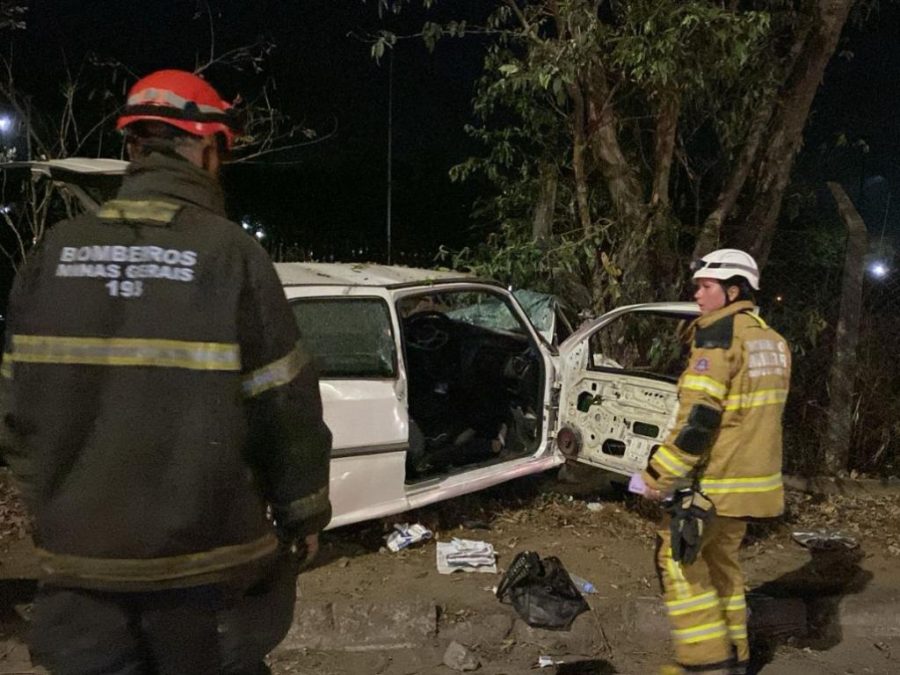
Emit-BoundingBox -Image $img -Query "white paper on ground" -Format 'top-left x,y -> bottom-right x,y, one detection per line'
385,523 -> 433,552
436,538 -> 498,574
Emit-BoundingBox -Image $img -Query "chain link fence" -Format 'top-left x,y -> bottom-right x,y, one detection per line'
763,226 -> 900,476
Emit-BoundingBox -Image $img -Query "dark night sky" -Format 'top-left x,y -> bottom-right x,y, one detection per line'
18,0 -> 491,263
7,1 -> 900,268
802,3 -> 900,238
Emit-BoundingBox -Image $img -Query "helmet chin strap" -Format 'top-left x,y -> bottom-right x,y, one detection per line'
720,282 -> 739,306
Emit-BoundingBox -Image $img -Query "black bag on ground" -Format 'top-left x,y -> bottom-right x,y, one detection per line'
495,551 -> 589,630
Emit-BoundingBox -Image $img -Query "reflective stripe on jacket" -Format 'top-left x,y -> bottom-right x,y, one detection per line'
0,152 -> 332,590
642,301 -> 790,518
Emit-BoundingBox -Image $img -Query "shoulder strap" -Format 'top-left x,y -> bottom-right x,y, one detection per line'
694,314 -> 735,349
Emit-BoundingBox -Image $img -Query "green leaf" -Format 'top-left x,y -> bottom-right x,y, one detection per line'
371,39 -> 385,62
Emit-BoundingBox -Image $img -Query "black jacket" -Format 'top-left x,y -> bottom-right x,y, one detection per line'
0,152 -> 332,590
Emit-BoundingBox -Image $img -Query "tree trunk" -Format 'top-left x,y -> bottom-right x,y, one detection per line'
823,182 -> 866,476
586,76 -> 655,304
569,83 -> 593,234
651,89 -> 680,210
532,160 -> 558,240
586,77 -> 645,219
730,0 -> 854,267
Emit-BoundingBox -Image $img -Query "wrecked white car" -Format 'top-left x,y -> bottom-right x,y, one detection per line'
277,263 -> 699,528
2,159 -> 701,529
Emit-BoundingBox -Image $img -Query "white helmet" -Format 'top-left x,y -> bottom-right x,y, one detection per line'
691,248 -> 760,290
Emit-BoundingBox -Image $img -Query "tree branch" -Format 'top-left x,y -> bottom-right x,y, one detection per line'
732,0 -> 853,266
694,11 -> 816,258
231,117 -> 340,163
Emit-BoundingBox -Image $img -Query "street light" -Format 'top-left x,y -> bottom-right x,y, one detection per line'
0,116 -> 11,134
869,261 -> 889,279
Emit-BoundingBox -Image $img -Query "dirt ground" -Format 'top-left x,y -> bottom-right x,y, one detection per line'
2,467 -> 900,674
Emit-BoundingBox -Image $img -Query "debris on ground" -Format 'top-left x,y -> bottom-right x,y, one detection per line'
785,489 -> 900,555
791,530 -> 859,551
0,471 -> 29,542
442,640 -> 480,671
495,551 -> 589,630
385,523 -> 432,552
568,572 -> 597,594
537,655 -> 565,668
437,538 -> 497,574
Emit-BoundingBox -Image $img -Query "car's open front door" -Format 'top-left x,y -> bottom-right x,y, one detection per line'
554,302 -> 699,479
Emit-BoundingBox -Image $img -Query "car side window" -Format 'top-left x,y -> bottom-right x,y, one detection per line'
291,298 -> 396,378
588,313 -> 690,379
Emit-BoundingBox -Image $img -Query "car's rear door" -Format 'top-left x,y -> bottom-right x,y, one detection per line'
284,285 -> 411,528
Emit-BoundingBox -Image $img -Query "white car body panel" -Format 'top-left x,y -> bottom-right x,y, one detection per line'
326,451 -> 410,529
319,379 -> 408,450
405,454 -> 564,511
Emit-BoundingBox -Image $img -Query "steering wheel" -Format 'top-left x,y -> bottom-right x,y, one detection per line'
405,311 -> 454,351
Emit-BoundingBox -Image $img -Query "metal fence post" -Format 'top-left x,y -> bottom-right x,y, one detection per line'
824,182 -> 868,475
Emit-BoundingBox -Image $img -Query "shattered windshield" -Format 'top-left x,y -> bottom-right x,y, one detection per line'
400,290 -> 527,335
512,289 -> 557,343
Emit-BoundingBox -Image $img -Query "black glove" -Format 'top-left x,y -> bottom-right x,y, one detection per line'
665,489 -> 716,565
272,510 -> 319,570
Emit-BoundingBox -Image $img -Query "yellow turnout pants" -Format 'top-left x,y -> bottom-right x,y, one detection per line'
656,515 -> 749,672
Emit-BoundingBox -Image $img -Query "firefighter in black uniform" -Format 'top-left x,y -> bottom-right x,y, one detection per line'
0,69 -> 332,674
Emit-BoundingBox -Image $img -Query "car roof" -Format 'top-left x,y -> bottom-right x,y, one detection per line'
3,158 -> 130,176
274,262 -> 493,289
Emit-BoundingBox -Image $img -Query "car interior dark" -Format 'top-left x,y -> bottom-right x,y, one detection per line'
398,291 -> 545,481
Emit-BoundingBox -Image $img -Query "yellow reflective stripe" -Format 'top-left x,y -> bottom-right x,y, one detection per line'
9,335 -> 240,371
663,546 -> 691,600
1,356 -> 11,380
242,342 -> 308,398
672,620 -> 728,644
723,388 -> 788,411
37,532 -> 278,585
666,591 -> 719,616
653,446 -> 692,477
728,624 -> 748,640
278,485 -> 330,524
128,88 -> 225,115
721,594 -> 747,612
97,199 -> 181,223
700,473 -> 782,495
682,375 -> 727,399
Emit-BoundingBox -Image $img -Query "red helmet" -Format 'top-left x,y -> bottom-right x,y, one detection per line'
117,69 -> 240,149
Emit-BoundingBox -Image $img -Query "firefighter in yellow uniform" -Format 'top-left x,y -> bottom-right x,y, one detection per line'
640,249 -> 791,675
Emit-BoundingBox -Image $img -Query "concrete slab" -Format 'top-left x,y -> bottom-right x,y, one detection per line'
277,599 -> 438,652
839,589 -> 900,638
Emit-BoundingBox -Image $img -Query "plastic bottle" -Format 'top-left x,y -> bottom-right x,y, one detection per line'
569,572 -> 596,594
